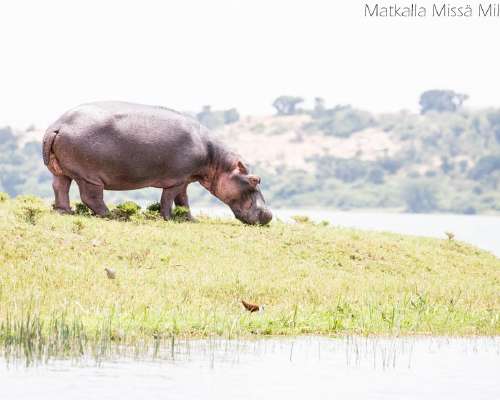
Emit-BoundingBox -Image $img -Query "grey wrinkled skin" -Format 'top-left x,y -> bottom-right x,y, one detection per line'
42,101 -> 272,225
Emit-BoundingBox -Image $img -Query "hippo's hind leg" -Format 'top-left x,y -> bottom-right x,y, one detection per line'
77,180 -> 109,217
52,175 -> 73,214
174,184 -> 194,221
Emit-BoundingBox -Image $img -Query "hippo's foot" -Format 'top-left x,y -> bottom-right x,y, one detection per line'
53,206 -> 74,215
185,213 -> 197,222
178,214 -> 197,223
161,210 -> 175,221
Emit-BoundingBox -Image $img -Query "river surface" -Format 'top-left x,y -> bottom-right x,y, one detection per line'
193,207 -> 500,257
1,337 -> 499,400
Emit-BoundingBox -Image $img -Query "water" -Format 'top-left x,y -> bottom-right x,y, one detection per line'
1,337 -> 499,399
193,207 -> 500,257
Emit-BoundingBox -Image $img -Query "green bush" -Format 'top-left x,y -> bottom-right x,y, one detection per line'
16,206 -> 44,225
142,202 -> 161,220
172,206 -> 191,222
75,202 -> 92,216
142,210 -> 161,220
15,197 -> 46,225
108,209 -> 125,221
107,201 -> 142,221
116,201 -> 141,216
0,192 -> 9,202
147,202 -> 161,212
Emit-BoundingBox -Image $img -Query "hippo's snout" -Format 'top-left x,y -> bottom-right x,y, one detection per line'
258,208 -> 273,225
233,205 -> 273,226
241,207 -> 272,226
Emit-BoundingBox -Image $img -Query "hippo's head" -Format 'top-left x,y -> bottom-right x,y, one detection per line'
216,161 -> 272,225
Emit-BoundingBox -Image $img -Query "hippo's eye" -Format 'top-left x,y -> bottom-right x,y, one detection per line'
235,174 -> 256,193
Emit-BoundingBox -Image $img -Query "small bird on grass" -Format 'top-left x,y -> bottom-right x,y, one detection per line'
241,299 -> 264,313
445,231 -> 455,241
104,267 -> 116,279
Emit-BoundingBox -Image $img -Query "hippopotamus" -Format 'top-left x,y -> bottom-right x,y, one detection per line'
42,101 -> 272,225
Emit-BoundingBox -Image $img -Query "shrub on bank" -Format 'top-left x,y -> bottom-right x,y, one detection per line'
147,202 -> 161,213
14,195 -> 47,225
172,206 -> 191,222
116,201 -> 141,216
75,202 -> 92,216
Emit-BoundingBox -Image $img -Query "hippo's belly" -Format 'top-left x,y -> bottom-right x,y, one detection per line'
51,103 -> 207,189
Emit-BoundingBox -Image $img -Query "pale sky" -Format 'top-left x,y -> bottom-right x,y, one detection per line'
1,0 -> 499,127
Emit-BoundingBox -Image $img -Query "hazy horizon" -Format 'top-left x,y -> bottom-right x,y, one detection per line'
1,0 -> 500,128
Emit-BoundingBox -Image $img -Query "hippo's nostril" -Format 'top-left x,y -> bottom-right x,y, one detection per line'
259,209 -> 273,225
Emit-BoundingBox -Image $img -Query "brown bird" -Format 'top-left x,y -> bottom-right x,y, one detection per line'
445,231 -> 455,241
104,267 -> 116,279
241,299 -> 264,313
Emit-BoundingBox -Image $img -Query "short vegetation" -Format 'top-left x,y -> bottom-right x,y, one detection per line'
0,197 -> 499,360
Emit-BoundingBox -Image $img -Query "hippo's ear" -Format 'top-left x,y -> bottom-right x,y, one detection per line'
237,160 -> 249,174
248,175 -> 261,188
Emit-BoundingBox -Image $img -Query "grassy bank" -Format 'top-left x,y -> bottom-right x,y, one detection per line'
0,195 -> 499,359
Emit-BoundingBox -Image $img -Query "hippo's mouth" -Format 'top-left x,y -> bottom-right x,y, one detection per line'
231,200 -> 272,225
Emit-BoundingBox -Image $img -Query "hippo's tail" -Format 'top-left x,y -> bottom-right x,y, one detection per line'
42,128 -> 64,175
42,129 -> 58,166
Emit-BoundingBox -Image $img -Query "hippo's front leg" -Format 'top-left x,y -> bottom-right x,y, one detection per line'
174,184 -> 195,221
160,185 -> 186,220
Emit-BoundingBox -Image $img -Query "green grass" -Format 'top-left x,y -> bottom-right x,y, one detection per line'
0,197 -> 499,360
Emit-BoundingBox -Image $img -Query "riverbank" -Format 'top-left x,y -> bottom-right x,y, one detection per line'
0,196 -> 499,358
191,206 -> 500,256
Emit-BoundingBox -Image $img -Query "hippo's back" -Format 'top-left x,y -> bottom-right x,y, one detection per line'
54,101 -> 199,137
47,102 -> 209,189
